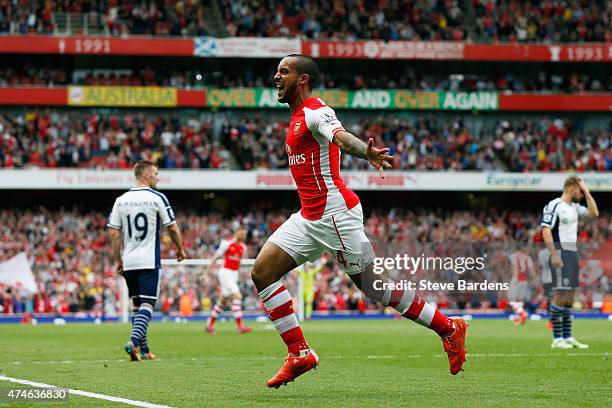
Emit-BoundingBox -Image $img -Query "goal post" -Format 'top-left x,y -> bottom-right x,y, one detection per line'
119,258 -> 304,323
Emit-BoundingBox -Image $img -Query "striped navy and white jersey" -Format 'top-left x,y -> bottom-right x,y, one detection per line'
540,197 -> 587,251
107,187 -> 176,271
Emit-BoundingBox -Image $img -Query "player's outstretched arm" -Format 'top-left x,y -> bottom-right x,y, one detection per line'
167,223 -> 186,262
332,131 -> 393,178
207,253 -> 222,274
109,228 -> 123,276
208,240 -> 229,273
578,179 -> 599,218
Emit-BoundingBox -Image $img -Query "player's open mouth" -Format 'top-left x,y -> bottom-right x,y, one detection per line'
276,84 -> 284,96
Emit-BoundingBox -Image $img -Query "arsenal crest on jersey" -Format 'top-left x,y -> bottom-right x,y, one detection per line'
294,120 -> 301,134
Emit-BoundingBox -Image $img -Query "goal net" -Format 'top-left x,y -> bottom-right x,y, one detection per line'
119,259 -> 302,323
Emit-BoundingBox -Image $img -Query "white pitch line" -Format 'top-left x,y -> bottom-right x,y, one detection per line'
0,375 -> 172,408
4,352 -> 609,366
463,352 -> 610,358
11,359 -> 127,365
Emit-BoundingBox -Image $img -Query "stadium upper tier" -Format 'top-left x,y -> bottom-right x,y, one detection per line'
0,111 -> 609,171
0,0 -> 609,42
220,0 -> 611,42
1,65 -> 610,93
0,0 -> 208,36
0,207 -> 608,314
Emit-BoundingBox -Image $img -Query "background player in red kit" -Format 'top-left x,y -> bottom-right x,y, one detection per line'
251,54 -> 468,388
508,249 -> 536,325
206,227 -> 252,334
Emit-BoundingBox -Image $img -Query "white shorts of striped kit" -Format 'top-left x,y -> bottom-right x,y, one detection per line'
217,268 -> 240,297
269,203 -> 375,275
508,279 -> 528,302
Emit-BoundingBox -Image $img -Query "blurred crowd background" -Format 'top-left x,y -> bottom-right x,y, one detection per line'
1,64 -> 611,92
1,110 -> 610,171
0,206 -> 609,317
1,0 -> 610,42
0,0 -> 610,320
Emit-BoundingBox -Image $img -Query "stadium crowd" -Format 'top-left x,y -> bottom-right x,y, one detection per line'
0,0 -> 208,36
2,64 -> 610,93
220,0 -> 612,42
474,0 -> 612,43
219,0 -> 465,40
0,206 -> 609,316
217,114 -> 611,172
0,111 -> 230,169
0,0 -> 609,42
313,70 -> 612,93
1,110 -> 610,171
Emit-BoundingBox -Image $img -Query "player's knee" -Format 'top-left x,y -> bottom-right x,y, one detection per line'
252,258 -> 277,288
251,260 -> 266,284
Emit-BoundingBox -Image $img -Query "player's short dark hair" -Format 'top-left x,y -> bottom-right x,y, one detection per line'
564,175 -> 580,191
285,54 -> 319,90
134,160 -> 157,179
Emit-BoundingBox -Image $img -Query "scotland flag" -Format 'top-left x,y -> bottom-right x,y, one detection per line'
194,37 -> 218,57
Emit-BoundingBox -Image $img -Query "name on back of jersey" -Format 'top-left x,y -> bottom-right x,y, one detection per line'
117,200 -> 157,208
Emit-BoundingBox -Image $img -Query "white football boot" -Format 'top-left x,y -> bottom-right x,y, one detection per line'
551,338 -> 573,349
563,337 -> 589,349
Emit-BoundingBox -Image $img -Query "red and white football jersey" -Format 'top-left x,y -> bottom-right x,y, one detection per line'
286,97 -> 359,220
215,239 -> 247,271
509,251 -> 533,282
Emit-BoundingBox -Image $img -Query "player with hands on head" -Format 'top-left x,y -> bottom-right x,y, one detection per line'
541,176 -> 599,349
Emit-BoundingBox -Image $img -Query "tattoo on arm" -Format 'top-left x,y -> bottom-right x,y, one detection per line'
334,132 -> 367,159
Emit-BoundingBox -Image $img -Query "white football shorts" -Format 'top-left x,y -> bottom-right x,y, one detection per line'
218,267 -> 240,297
508,278 -> 528,302
268,203 -> 375,275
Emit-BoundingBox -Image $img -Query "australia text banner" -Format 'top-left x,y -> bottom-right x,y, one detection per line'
67,86 -> 178,107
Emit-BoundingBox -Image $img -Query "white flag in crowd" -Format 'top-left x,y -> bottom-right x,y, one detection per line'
0,252 -> 37,295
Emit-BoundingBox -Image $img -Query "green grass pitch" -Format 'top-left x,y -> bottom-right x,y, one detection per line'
0,319 -> 610,407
